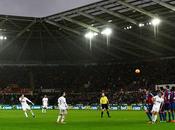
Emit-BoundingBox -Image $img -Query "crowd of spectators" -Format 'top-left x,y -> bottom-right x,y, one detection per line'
0,59 -> 175,105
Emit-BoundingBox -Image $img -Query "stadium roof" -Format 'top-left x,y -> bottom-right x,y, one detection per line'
0,0 -> 175,65
0,0 -> 101,17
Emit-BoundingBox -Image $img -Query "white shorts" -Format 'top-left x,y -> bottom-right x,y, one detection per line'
43,104 -> 48,109
59,109 -> 67,115
151,105 -> 160,113
22,104 -> 31,111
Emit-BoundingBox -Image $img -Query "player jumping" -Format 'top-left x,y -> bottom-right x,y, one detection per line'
151,91 -> 164,124
19,94 -> 35,118
42,95 -> 48,113
100,92 -> 111,118
56,92 -> 68,124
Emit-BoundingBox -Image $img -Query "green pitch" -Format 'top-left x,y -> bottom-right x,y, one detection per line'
0,110 -> 174,130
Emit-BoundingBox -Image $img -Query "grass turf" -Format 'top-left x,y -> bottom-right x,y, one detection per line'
0,110 -> 174,130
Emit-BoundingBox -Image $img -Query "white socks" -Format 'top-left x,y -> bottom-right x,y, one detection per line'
57,115 -> 61,122
24,112 -> 28,118
152,115 -> 157,122
61,115 -> 65,123
24,111 -> 35,118
42,109 -> 46,113
57,115 -> 65,123
30,111 -> 34,116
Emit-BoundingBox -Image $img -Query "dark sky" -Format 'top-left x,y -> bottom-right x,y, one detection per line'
0,0 -> 101,17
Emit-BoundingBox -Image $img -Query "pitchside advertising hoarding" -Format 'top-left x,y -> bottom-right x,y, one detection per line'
0,104 -> 144,110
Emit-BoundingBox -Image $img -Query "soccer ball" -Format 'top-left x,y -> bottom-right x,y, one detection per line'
135,69 -> 141,74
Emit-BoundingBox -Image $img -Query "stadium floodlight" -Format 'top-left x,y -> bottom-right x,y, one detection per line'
0,36 -> 3,40
101,28 -> 112,36
139,23 -> 144,27
85,31 -> 98,39
101,28 -> 112,47
85,31 -> 98,50
108,20 -> 113,23
0,35 -> 7,40
125,26 -> 132,30
151,18 -> 161,26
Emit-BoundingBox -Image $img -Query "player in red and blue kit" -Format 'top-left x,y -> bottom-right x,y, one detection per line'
144,90 -> 153,122
164,86 -> 172,122
170,87 -> 175,122
159,87 -> 166,122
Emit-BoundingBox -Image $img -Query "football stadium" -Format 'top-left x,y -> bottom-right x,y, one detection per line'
0,0 -> 175,130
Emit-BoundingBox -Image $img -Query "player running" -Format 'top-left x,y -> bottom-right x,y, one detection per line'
100,92 -> 111,118
164,86 -> 172,122
151,91 -> 164,124
19,94 -> 35,118
56,92 -> 68,124
170,87 -> 175,122
42,95 -> 48,113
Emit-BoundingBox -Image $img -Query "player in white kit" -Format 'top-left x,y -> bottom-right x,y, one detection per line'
19,94 -> 35,118
57,92 -> 68,124
42,95 -> 48,113
151,92 -> 164,123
